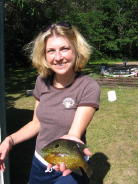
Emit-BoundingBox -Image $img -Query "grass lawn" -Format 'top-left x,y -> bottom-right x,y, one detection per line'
5,67 -> 138,184
87,87 -> 138,184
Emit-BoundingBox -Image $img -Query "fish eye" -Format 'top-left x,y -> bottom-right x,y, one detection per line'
55,144 -> 59,148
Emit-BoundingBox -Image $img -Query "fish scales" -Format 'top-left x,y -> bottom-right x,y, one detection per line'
41,139 -> 92,177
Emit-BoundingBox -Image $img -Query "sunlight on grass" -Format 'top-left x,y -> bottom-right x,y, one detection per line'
87,87 -> 138,184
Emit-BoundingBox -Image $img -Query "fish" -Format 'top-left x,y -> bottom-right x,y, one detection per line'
40,139 -> 92,177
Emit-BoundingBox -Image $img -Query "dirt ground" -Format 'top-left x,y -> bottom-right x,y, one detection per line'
117,62 -> 138,65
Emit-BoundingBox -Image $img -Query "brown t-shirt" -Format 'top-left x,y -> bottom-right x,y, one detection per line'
33,73 -> 100,154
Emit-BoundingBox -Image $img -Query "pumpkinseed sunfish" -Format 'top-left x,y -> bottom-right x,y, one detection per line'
40,139 -> 92,177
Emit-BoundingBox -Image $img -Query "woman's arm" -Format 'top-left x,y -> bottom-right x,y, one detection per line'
9,100 -> 40,145
0,100 -> 40,171
53,106 -> 96,176
68,106 -> 96,139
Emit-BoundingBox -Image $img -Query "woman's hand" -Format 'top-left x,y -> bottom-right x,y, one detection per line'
0,136 -> 13,171
47,135 -> 92,176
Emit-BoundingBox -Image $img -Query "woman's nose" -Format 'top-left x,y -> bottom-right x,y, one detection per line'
54,51 -> 63,61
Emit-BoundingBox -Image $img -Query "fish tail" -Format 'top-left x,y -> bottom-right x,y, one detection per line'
82,162 -> 93,178
86,166 -> 93,178
80,168 -> 90,183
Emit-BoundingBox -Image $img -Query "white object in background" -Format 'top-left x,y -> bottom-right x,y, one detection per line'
0,128 -> 4,184
108,90 -> 117,102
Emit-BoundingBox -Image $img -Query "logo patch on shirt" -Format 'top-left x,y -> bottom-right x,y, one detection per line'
63,97 -> 75,108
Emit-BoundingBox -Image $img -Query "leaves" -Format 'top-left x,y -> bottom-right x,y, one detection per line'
5,0 -> 138,66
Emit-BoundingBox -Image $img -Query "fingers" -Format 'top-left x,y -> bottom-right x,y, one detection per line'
60,135 -> 84,144
0,151 -> 6,171
62,169 -> 72,176
53,164 -> 60,171
83,148 -> 92,156
53,163 -> 65,172
0,150 -> 7,160
0,161 -> 6,172
45,163 -> 53,172
59,163 -> 66,172
0,137 -> 12,161
0,162 -> 6,171
53,163 -> 72,176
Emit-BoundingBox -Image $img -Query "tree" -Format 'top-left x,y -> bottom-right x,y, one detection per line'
5,0 -> 138,67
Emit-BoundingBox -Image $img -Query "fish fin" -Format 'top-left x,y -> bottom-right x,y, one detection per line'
81,162 -> 93,178
76,142 -> 86,152
73,168 -> 83,176
79,167 -> 90,182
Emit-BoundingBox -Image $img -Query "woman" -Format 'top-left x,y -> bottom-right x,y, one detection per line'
0,22 -> 100,184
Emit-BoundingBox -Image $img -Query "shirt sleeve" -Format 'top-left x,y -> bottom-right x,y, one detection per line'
78,79 -> 101,110
32,75 -> 42,101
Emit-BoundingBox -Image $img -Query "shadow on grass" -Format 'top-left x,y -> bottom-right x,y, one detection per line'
6,96 -> 36,184
83,63 -> 102,75
89,152 -> 110,184
6,67 -> 37,94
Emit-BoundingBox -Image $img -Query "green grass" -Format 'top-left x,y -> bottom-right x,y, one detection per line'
87,87 -> 138,184
6,67 -> 138,184
90,58 -> 124,65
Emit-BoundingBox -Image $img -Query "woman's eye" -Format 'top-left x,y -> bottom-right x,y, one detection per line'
47,49 -> 54,53
62,47 -> 69,51
55,144 -> 59,148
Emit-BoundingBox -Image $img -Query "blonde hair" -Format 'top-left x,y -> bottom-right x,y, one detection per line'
30,23 -> 92,77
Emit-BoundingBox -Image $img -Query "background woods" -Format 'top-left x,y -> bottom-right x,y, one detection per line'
5,0 -> 138,67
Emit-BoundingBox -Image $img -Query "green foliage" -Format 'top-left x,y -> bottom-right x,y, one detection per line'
5,0 -> 138,66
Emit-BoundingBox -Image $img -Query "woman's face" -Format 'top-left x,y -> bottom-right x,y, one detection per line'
45,35 -> 76,76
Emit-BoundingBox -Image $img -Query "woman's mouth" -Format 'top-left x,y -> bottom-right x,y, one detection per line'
54,62 -> 67,66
